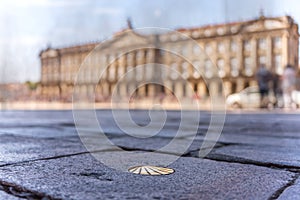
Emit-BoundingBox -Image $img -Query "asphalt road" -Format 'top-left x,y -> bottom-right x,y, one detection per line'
0,109 -> 299,199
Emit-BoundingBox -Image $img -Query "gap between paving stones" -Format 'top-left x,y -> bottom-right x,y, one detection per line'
268,173 -> 300,200
3,132 -> 298,173
186,150 -> 300,173
0,150 -> 118,168
0,146 -> 299,200
0,180 -> 58,200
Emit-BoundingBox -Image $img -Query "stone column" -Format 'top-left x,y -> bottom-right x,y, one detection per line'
236,78 -> 245,92
224,81 -> 231,96
164,80 -> 172,95
138,85 -> 146,97
102,82 -> 109,97
282,32 -> 289,67
185,82 -> 194,98
209,81 -> 218,97
237,37 -> 244,75
266,36 -> 273,71
148,84 -> 155,97
198,81 -> 206,97
175,82 -> 183,98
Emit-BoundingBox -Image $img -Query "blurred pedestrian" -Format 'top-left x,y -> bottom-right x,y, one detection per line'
272,72 -> 283,108
256,64 -> 272,108
282,64 -> 296,108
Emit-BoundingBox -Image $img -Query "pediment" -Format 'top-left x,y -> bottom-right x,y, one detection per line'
100,30 -> 152,51
264,19 -> 287,29
240,19 -> 287,33
41,49 -> 58,58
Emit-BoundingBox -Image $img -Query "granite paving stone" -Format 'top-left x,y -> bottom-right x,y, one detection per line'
0,190 -> 22,200
110,136 -> 222,155
0,110 -> 299,199
0,152 -> 295,200
278,177 -> 300,200
211,144 -> 300,168
0,126 -> 77,138
0,134 -> 115,166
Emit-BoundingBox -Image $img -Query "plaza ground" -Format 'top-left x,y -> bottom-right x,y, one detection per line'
0,109 -> 299,199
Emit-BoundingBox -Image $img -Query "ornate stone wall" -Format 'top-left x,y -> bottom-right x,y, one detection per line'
39,15 -> 299,102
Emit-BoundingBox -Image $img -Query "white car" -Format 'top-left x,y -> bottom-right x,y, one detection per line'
292,90 -> 300,107
226,86 -> 276,109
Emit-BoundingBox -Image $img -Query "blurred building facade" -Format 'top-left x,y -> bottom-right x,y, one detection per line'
39,15 -> 299,102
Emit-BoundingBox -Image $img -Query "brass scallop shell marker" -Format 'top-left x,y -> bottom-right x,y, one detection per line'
128,166 -> 175,176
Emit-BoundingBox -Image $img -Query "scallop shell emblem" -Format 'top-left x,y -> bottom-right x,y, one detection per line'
128,165 -> 175,176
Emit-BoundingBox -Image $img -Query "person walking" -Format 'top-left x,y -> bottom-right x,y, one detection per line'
282,64 -> 296,108
272,72 -> 283,108
256,64 -> 272,108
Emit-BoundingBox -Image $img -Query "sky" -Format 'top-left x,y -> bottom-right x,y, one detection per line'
0,0 -> 299,83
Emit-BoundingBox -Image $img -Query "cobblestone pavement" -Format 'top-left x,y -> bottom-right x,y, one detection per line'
0,110 -> 299,199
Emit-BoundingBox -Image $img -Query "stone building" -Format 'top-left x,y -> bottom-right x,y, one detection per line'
39,15 -> 299,102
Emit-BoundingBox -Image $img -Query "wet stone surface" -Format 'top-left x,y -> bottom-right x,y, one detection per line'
0,110 -> 299,199
0,190 -> 22,200
0,153 -> 295,200
278,177 -> 300,200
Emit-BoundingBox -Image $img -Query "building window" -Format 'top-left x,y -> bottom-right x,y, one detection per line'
244,57 -> 253,76
259,56 -> 266,65
217,59 -> 225,78
204,29 -> 212,37
230,58 -> 239,77
192,30 -> 201,38
217,42 -> 225,53
205,43 -> 213,54
126,66 -> 134,81
205,60 -> 213,78
182,46 -> 189,56
146,50 -> 154,61
136,66 -> 144,81
170,63 -> 179,80
182,62 -> 189,79
258,38 -> 267,49
127,53 -> 134,66
192,61 -> 201,78
243,40 -> 251,51
118,65 -> 125,78
274,54 -> 282,75
217,27 -> 225,35
109,65 -> 116,81
193,44 -> 201,55
273,37 -> 282,49
145,64 -> 153,80
230,41 -> 237,52
136,51 -> 144,60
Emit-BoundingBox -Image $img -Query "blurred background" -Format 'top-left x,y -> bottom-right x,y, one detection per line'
0,0 -> 300,109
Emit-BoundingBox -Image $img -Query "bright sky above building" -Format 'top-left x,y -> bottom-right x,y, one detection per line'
0,0 -> 299,83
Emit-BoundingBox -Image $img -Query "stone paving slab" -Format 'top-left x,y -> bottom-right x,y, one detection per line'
192,133 -> 300,147
0,134 -> 114,166
0,126 -> 77,138
110,136 -> 222,155
0,111 -> 74,127
211,144 -> 300,168
0,190 -> 21,200
0,110 -> 300,199
0,152 -> 294,200
278,177 -> 300,200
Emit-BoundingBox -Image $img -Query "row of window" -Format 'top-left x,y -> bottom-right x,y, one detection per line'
43,53 -> 283,83
168,36 -> 283,57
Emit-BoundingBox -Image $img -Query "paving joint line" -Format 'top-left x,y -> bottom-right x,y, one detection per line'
0,149 -> 120,168
0,179 -> 59,200
268,173 -> 300,200
200,152 -> 300,172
